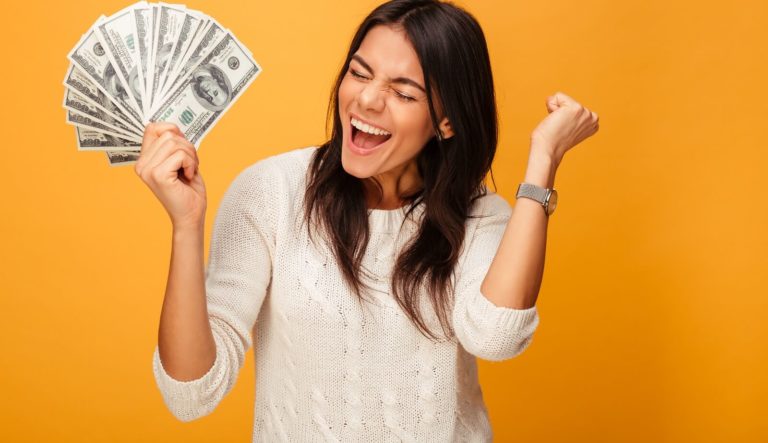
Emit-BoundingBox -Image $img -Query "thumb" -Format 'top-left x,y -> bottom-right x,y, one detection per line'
546,91 -> 576,113
546,95 -> 561,113
181,154 -> 197,181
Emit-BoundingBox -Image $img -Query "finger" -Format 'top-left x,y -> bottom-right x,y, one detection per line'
151,132 -> 196,161
141,122 -> 182,152
546,95 -> 559,113
156,150 -> 197,183
546,92 -> 567,112
141,136 -> 198,180
165,135 -> 198,165
145,133 -> 196,171
553,91 -> 576,105
145,122 -> 183,140
136,130 -> 178,175
139,123 -> 183,156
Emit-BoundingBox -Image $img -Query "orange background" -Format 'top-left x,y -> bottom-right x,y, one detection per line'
1,0 -> 765,442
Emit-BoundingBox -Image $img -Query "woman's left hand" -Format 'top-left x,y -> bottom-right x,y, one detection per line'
530,92 -> 600,167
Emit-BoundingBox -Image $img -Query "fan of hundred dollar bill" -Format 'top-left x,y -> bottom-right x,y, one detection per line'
63,1 -> 261,166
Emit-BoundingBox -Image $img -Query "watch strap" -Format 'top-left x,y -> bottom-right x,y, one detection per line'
516,183 -> 549,204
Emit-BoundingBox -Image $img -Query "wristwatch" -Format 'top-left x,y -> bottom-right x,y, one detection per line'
516,183 -> 558,216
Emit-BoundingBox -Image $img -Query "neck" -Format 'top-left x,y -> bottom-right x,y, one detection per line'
364,160 -> 422,210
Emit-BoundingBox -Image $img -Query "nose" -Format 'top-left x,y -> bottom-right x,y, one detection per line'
357,80 -> 385,112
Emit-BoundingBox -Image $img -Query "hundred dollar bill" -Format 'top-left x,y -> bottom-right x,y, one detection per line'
63,88 -> 143,139
158,10 -> 204,98
147,4 -> 159,101
159,18 -> 208,99
161,18 -> 210,94
154,18 -> 226,111
148,3 -> 187,109
75,127 -> 141,151
170,17 -> 210,80
133,5 -> 152,115
68,23 -> 144,128
63,64 -> 143,133
156,19 -> 216,105
94,2 -> 147,119
66,109 -> 142,143
150,32 -> 261,148
106,150 -> 141,166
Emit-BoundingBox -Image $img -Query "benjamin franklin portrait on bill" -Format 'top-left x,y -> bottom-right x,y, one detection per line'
154,42 -> 173,81
104,63 -> 130,105
190,64 -> 231,112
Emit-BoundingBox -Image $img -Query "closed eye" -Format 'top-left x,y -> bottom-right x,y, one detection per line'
349,67 -> 416,102
349,69 -> 368,80
394,90 -> 415,102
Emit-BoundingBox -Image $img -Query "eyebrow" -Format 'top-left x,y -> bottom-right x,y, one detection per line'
351,54 -> 426,93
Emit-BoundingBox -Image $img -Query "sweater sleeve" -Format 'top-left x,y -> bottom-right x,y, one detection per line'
451,194 -> 540,362
152,160 -> 279,422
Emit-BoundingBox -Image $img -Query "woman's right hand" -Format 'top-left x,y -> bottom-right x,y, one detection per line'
135,122 -> 207,229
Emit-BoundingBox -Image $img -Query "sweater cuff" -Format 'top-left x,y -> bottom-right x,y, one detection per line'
152,338 -> 222,422
469,289 -> 539,331
454,287 -> 540,362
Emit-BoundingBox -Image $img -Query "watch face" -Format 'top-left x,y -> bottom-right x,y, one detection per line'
547,190 -> 558,215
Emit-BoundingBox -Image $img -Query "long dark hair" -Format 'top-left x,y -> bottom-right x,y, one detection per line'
303,0 -> 498,341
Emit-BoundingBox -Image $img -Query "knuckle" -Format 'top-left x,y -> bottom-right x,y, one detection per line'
156,134 -> 173,149
181,139 -> 195,154
150,168 -> 163,181
169,136 -> 186,152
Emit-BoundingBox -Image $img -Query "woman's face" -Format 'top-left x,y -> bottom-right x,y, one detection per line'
338,25 -> 449,185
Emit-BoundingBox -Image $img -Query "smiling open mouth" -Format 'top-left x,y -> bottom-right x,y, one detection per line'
351,117 -> 392,150
352,127 -> 391,149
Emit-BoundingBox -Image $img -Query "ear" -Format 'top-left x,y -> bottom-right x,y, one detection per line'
438,116 -> 454,140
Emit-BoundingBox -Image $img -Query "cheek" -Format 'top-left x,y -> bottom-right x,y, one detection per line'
392,104 -> 433,142
338,78 -> 356,108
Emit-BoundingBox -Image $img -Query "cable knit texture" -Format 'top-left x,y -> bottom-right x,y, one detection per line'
152,146 -> 540,442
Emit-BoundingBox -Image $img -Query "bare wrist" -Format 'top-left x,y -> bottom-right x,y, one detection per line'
524,150 -> 558,189
172,220 -> 205,237
528,138 -> 558,163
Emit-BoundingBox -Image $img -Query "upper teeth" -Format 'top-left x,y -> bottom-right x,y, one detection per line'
351,118 -> 391,136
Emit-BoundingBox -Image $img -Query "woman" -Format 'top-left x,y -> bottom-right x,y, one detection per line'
135,0 -> 599,441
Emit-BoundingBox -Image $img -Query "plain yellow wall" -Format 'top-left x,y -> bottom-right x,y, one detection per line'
0,0 -> 765,442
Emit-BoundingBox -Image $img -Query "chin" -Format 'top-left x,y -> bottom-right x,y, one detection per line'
340,139 -> 375,179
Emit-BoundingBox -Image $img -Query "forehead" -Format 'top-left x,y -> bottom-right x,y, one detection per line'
355,25 -> 424,82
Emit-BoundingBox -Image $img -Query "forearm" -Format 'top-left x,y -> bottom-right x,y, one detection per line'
480,148 -> 557,309
158,223 -> 216,381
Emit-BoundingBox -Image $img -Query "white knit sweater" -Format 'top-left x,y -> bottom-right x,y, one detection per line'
152,146 -> 540,442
